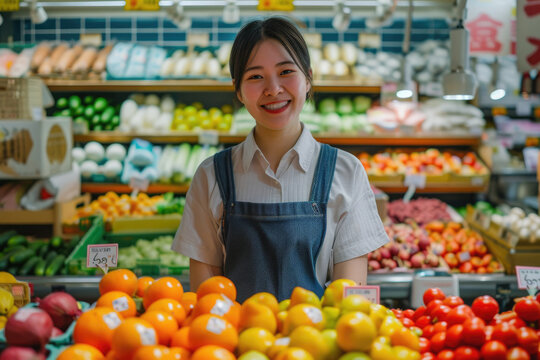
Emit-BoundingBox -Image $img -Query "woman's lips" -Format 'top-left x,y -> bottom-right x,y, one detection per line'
261,100 -> 291,114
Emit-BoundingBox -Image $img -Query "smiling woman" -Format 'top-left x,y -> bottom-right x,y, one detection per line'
172,16 -> 389,302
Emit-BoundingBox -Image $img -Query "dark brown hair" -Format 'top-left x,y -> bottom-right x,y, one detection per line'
229,16 -> 313,101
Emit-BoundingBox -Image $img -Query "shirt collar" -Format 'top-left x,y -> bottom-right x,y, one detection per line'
241,123 -> 318,173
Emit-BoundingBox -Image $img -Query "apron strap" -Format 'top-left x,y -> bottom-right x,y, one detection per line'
309,144 -> 338,203
213,147 -> 236,204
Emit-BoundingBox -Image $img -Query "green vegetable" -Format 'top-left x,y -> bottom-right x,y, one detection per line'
7,235 -> 27,247
45,255 -> 66,276
94,97 -> 108,112
69,95 -> 82,110
60,108 -> 72,116
50,236 -> 63,249
73,106 -> 84,116
101,106 -> 116,124
0,230 -> 17,249
93,125 -> 103,131
9,248 -> 35,265
19,256 -> 41,276
84,106 -> 95,119
34,258 -> 47,276
84,95 -> 95,105
56,97 -> 68,109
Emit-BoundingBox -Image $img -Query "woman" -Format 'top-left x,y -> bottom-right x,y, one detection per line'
173,16 -> 388,302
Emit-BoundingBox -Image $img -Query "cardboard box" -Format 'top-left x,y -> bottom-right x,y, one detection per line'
0,78 -> 52,120
0,117 -> 72,178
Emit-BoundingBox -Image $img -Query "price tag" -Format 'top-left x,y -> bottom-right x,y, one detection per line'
80,34 -> 102,47
358,33 -> 381,49
87,244 -> 118,274
516,100 -> 532,117
515,266 -> 540,296
198,130 -> 219,146
124,0 -> 159,10
129,175 -> 150,193
304,33 -> 322,48
343,286 -> 380,304
0,0 -> 19,11
404,174 -> 426,189
257,0 -> 294,11
458,252 -> 471,262
187,33 -> 210,47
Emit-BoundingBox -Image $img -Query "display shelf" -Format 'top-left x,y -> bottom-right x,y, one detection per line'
45,79 -> 381,94
20,273 -> 527,304
371,183 -> 488,194
81,183 -> 190,194
73,131 -> 481,147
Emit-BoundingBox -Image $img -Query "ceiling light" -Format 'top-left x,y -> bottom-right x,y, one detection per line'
489,57 -> 506,101
442,0 -> 477,100
394,0 -> 416,101
222,0 -> 240,24
30,0 -> 48,24
0,14 -> 3,27
167,0 -> 191,30
332,1 -> 352,32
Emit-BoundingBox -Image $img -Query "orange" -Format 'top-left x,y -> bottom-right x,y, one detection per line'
171,326 -> 193,351
147,298 -> 187,327
189,314 -> 238,352
237,327 -> 275,355
111,317 -> 158,360
245,292 -> 279,315
105,350 -> 119,360
192,293 -> 241,328
238,301 -> 277,333
169,347 -> 191,360
180,292 -> 198,316
144,277 -> 184,309
274,347 -> 314,360
283,304 -> 325,335
335,311 -> 376,352
136,276 -> 154,297
73,307 -> 124,355
196,276 -> 237,302
96,291 -> 137,318
132,345 -> 172,360
191,345 -> 236,360
140,310 -> 179,346
99,269 -> 138,296
289,287 -> 321,308
57,344 -> 105,360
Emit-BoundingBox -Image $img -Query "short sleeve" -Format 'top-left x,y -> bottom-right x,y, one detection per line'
332,157 -> 389,263
171,157 -> 224,267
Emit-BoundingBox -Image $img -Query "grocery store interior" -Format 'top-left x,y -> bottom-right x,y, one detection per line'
1,0 -> 540,359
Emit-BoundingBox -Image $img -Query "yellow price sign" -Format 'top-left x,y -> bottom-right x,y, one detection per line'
125,0 -> 159,11
0,0 -> 20,11
258,0 -> 294,11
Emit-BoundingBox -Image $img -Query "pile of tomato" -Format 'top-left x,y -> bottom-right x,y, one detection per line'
392,289 -> 540,360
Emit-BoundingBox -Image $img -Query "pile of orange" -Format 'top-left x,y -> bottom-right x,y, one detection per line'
60,269 -> 422,360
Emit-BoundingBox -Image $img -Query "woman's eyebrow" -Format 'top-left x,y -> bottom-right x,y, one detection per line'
244,61 -> 296,73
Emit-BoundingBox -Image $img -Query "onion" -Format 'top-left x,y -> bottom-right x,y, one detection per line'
0,347 -> 46,360
51,327 -> 64,338
5,308 -> 53,349
38,292 -> 82,331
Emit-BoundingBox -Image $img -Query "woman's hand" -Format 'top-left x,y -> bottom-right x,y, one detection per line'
189,258 -> 223,292
333,255 -> 368,286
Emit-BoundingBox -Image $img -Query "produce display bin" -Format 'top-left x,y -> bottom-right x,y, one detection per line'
110,213 -> 182,234
0,281 -> 30,308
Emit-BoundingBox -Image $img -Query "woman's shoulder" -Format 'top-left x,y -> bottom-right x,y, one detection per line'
333,147 -> 363,171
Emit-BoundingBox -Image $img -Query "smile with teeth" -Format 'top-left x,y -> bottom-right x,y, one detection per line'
262,100 -> 290,110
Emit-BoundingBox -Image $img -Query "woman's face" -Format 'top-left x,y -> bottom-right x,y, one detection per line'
237,39 -> 311,133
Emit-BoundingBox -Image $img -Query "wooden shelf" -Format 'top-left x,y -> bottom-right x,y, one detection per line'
45,79 -> 381,94
374,182 -> 488,194
74,131 -> 481,147
81,183 -> 190,194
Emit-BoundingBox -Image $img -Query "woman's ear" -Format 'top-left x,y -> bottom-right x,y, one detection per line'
307,68 -> 313,92
232,79 -> 243,104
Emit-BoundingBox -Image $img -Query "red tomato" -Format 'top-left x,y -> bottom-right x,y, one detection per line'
506,346 -> 531,360
481,340 -> 507,360
433,305 -> 452,323
536,293 -> 540,303
443,296 -> 464,308
434,321 -> 448,335
462,317 -> 486,347
402,317 -> 415,328
446,305 -> 474,326
454,346 -> 480,360
424,288 -> 447,306
423,325 -> 436,339
403,309 -> 415,319
417,315 -> 432,329
437,349 -> 455,360
514,298 -> 540,322
485,325 -> 495,341
446,324 -> 464,349
516,327 -> 539,355
419,336 -> 431,353
492,322 -> 519,348
423,352 -> 436,360
414,306 -> 427,321
428,300 -> 444,316
459,261 -> 474,273
431,332 -> 447,354
471,295 -> 499,323
508,317 -> 527,329
393,309 -> 404,319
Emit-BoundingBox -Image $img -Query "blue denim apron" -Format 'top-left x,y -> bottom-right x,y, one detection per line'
213,143 -> 338,302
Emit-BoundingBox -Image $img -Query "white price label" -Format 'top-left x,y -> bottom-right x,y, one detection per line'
358,33 -> 381,48
102,312 -> 122,330
187,33 -> 210,47
129,175 -> 150,192
80,33 -> 102,47
404,174 -> 426,189
206,316 -> 226,335
475,211 -> 490,229
458,252 -> 471,262
516,266 -> 540,296
343,286 -> 380,304
198,130 -> 219,146
87,244 -> 118,273
112,296 -> 129,312
303,306 -> 323,325
304,33 -> 322,48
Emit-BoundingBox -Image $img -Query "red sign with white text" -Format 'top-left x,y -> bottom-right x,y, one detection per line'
517,0 -> 540,71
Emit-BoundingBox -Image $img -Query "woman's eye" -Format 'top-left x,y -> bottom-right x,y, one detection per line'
281,69 -> 295,75
247,74 -> 262,80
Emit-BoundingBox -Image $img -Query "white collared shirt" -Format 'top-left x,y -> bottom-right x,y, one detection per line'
172,124 -> 389,286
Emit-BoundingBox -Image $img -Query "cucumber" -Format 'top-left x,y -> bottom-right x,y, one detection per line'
44,251 -> 58,266
37,243 -> 49,257
0,248 -> 23,268
2,245 -> 26,256
7,235 -> 27,247
19,256 -> 40,276
9,248 -> 35,265
50,236 -> 63,249
28,241 -> 47,252
34,259 -> 47,276
45,255 -> 66,276
0,230 -> 17,249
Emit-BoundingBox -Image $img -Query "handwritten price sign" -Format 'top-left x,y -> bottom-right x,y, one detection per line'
343,286 -> 380,304
87,244 -> 118,274
516,266 -> 540,296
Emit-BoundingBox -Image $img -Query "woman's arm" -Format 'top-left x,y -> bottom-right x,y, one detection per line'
332,254 -> 368,286
189,258 -> 223,292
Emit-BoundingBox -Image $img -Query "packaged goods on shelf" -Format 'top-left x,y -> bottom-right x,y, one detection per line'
0,117 -> 72,179
0,77 -> 50,120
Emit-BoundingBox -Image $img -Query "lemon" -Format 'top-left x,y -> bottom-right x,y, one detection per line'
239,301 -> 277,333
322,306 -> 340,329
337,352 -> 371,360
246,292 -> 279,315
0,272 -> 17,283
322,279 -> 356,306
369,304 -> 389,329
336,312 -> 376,353
379,315 -> 404,337
289,326 -> 328,360
267,337 -> 290,359
238,327 -> 275,355
7,305 -> 18,318
238,351 -> 270,360
340,294 -> 371,315
279,299 -> 291,312
289,287 -> 321,308
0,287 -> 14,315
393,346 -> 421,360
321,329 -> 344,360
370,341 -> 394,360
275,347 -> 314,360
283,304 -> 325,335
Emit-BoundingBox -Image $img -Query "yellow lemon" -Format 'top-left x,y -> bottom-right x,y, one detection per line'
337,352 -> 371,360
379,315 -> 404,337
283,304 -> 325,335
393,346 -> 421,360
238,327 -> 275,355
246,292 -> 279,315
322,306 -> 340,329
321,329 -> 344,360
239,300 -> 277,334
336,312 -> 376,352
369,304 -> 389,329
289,326 -> 328,360
0,272 -> 17,283
279,299 -> 291,312
370,341 -> 394,360
373,335 -> 391,346
267,337 -> 290,359
322,279 -> 356,306
239,351 -> 270,360
277,310 -> 288,334
275,347 -> 314,360
289,287 -> 321,308
340,294 -> 371,315
390,327 -> 420,351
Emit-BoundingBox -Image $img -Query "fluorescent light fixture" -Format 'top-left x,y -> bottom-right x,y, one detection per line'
489,88 -> 505,100
222,0 -> 240,24
332,1 -> 351,32
30,0 -> 48,24
488,57 -> 506,101
0,14 -> 3,27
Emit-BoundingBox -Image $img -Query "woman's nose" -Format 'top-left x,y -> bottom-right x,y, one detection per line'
263,76 -> 283,96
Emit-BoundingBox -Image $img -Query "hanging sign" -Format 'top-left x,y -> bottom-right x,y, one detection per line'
258,0 -> 294,11
0,0 -> 19,11
516,0 -> 540,71
124,0 -> 160,11
465,0 -> 515,56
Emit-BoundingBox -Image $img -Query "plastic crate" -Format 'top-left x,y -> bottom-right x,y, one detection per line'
0,282 -> 30,308
65,216 -> 106,275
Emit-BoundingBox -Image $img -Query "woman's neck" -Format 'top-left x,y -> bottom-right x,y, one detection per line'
254,122 -> 303,173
